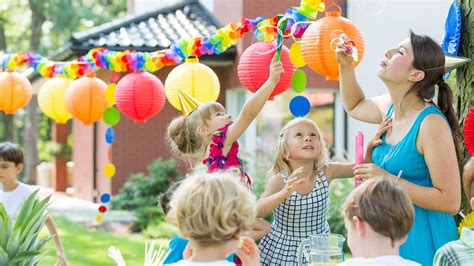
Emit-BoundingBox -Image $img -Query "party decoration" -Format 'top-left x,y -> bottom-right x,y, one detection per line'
104,162 -> 116,178
276,15 -> 289,61
0,1 -> 323,79
115,71 -> 166,123
105,127 -> 115,144
463,108 -> 474,156
0,71 -> 33,115
165,57 -> 220,112
65,74 -> 108,125
100,193 -> 111,203
37,76 -> 73,123
96,215 -> 103,222
289,95 -> 311,117
441,1 -> 462,79
98,205 -> 108,213
458,212 -> 474,235
301,3 -> 365,81
292,69 -> 307,93
238,42 -> 296,100
444,53 -> 471,74
177,89 -> 202,116
103,107 -> 121,126
105,83 -> 117,105
289,42 -> 306,67
355,131 -> 364,187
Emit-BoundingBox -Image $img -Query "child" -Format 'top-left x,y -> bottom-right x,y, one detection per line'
339,178 -> 419,266
433,157 -> 474,265
0,142 -> 68,265
160,180 -> 239,264
166,171 -> 260,266
257,117 -> 354,265
167,54 -> 283,239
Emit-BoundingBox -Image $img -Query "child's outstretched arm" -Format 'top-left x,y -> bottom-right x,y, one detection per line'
45,216 -> 68,266
256,168 -> 304,218
325,162 -> 355,183
224,54 -> 284,147
364,118 -> 392,163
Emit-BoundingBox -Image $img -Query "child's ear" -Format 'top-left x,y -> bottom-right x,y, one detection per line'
16,163 -> 24,174
398,235 -> 408,245
352,216 -> 366,238
283,149 -> 290,161
196,125 -> 209,137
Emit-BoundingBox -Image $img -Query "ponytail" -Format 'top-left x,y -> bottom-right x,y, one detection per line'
436,80 -> 460,159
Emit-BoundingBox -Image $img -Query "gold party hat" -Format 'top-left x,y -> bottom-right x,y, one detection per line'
445,53 -> 471,73
177,89 -> 202,116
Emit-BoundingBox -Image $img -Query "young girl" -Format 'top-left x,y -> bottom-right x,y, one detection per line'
167,53 -> 284,191
257,118 -> 354,265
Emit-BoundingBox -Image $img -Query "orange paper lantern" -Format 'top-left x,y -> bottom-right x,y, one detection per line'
65,74 -> 108,125
301,5 -> 365,81
0,71 -> 33,115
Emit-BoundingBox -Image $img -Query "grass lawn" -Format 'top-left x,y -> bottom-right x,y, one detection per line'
39,217 -> 170,265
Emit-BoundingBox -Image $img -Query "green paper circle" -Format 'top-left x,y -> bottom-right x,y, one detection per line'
292,69 -> 307,93
103,107 -> 121,126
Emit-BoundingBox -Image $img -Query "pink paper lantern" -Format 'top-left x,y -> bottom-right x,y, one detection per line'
115,71 -> 166,123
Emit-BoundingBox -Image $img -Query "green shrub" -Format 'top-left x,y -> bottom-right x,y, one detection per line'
110,159 -> 182,231
142,221 -> 178,239
328,178 -> 354,253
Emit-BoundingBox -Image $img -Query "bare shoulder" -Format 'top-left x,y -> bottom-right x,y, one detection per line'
418,113 -> 453,152
261,173 -> 285,197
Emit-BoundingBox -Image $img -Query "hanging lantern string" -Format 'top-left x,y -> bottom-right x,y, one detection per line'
0,0 -> 325,78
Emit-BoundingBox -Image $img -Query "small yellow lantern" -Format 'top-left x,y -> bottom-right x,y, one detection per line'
164,57 -> 220,113
38,76 -> 73,124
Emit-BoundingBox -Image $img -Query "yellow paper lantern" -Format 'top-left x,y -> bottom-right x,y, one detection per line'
0,71 -> 33,115
165,57 -> 220,112
38,76 -> 73,124
65,73 -> 108,125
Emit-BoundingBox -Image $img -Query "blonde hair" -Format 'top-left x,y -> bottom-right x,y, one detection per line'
271,117 -> 329,175
167,102 -> 226,164
167,171 -> 256,247
342,178 -> 414,246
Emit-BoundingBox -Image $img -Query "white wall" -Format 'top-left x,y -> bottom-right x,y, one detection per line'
344,0 -> 452,158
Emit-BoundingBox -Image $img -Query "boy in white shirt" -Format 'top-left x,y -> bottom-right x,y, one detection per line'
0,142 -> 68,265
166,171 -> 260,266
338,178 -> 420,266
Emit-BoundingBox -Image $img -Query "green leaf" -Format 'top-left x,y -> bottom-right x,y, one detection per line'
6,230 -> 20,259
14,190 -> 40,231
0,203 -> 13,250
10,251 -> 40,262
0,246 -> 9,265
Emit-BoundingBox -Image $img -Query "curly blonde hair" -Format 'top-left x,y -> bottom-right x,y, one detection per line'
167,102 -> 225,164
167,171 -> 256,247
270,117 -> 329,175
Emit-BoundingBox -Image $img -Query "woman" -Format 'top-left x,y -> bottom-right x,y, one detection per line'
336,31 -> 461,266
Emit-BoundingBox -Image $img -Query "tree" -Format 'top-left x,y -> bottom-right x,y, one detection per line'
456,0 -> 473,211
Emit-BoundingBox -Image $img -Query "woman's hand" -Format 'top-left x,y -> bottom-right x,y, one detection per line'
369,118 -> 392,148
353,163 -> 393,180
335,38 -> 355,68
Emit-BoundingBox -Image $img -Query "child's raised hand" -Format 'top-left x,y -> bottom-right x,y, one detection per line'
269,53 -> 284,83
282,167 -> 305,198
369,118 -> 392,148
235,236 -> 260,266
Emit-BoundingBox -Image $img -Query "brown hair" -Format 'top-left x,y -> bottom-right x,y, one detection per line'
408,31 -> 460,158
167,171 -> 256,247
342,178 -> 414,246
0,142 -> 24,165
159,181 -> 183,215
167,102 -> 226,164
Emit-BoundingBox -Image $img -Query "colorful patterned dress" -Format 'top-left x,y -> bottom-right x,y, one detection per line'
202,123 -> 252,190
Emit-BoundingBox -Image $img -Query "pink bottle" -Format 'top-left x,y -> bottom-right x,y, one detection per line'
355,131 -> 364,187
